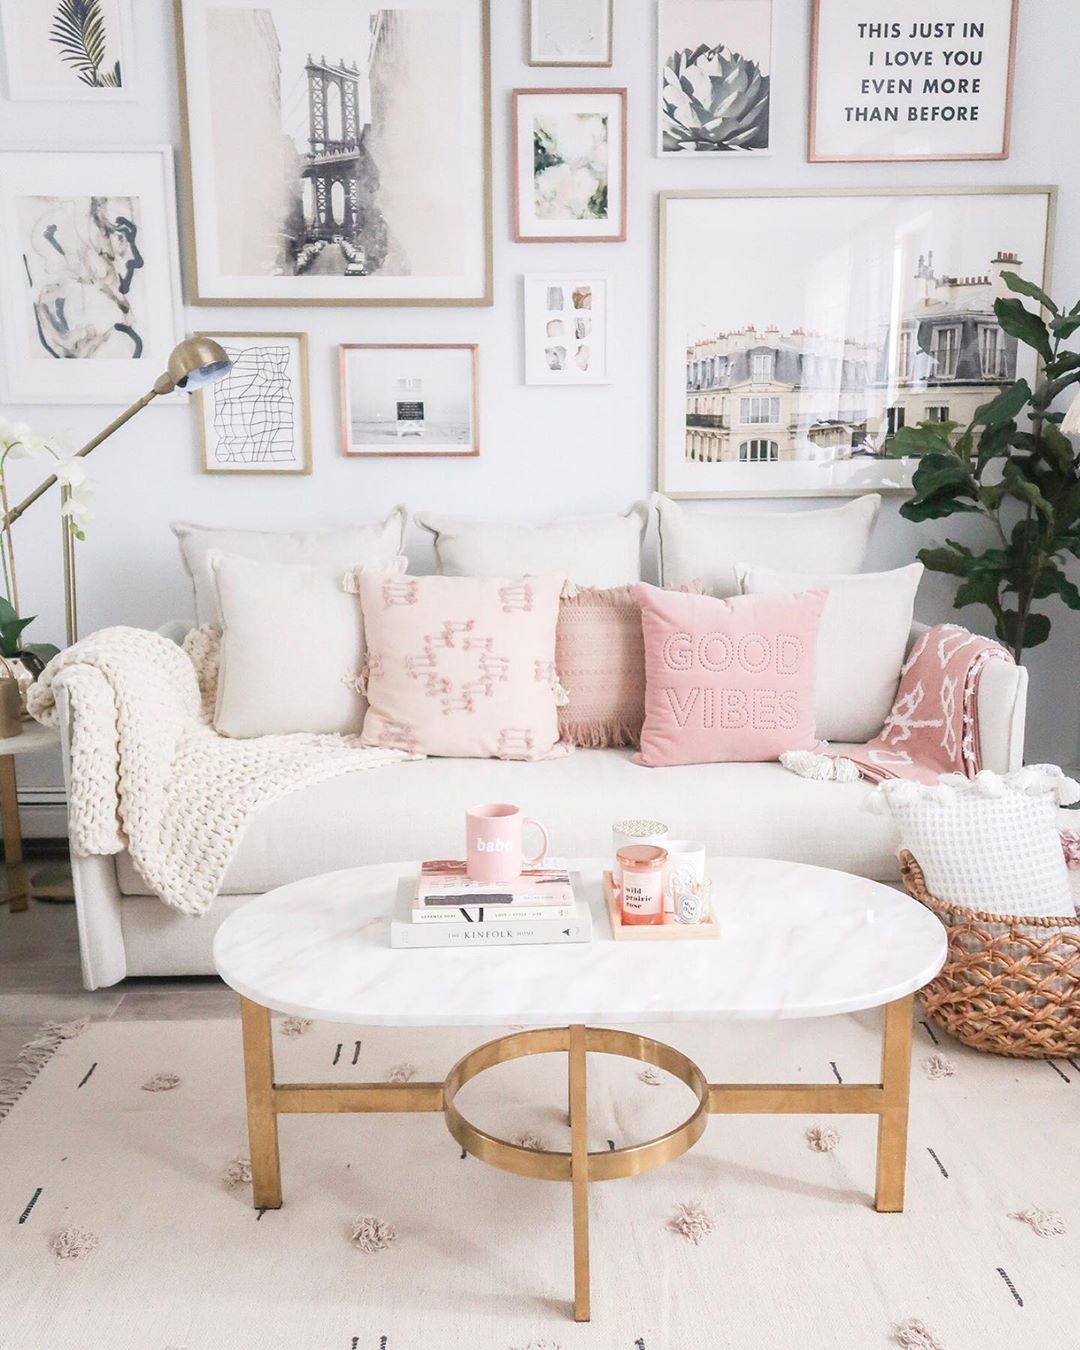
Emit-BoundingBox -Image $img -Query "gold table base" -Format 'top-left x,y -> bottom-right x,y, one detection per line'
239,993 -> 915,1324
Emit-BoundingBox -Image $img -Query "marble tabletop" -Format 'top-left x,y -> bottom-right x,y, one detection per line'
213,858 -> 947,1027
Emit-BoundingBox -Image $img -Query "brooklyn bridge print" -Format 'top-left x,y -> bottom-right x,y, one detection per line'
177,0 -> 492,304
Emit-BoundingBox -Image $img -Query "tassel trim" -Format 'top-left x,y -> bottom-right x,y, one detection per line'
0,1018 -> 88,1123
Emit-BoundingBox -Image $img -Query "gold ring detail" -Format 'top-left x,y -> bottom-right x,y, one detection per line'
443,1027 -> 710,1182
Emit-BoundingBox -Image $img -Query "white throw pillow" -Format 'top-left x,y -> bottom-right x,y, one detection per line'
739,563 -> 923,743
415,501 -> 648,586
656,493 -> 880,597
871,766 -> 1080,919
211,552 -> 367,738
173,508 -> 406,625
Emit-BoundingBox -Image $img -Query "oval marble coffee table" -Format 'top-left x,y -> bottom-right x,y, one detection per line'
214,857 -> 946,1324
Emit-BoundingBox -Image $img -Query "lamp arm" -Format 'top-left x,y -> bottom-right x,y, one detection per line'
1,382 -> 166,531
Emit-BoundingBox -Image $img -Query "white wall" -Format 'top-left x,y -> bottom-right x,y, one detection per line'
3,0 -> 1079,824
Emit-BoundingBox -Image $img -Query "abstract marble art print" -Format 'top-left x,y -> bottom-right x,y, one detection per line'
523,273 -> 611,385
0,148 -> 182,405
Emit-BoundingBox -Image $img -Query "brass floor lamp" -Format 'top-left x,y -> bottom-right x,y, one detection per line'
4,336 -> 232,645
0,337 -> 231,910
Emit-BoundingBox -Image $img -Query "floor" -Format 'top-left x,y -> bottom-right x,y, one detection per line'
0,893 -> 234,1080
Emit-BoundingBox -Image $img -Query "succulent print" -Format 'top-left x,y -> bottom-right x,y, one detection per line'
50,0 -> 123,90
662,44 -> 770,153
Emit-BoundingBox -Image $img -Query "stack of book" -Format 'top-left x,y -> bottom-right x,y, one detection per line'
390,861 -> 593,949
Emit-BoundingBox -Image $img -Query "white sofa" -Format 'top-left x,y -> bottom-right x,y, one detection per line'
58,627 -> 1028,990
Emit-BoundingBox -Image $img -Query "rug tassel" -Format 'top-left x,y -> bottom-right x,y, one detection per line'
894,1318 -> 945,1348
0,1019 -> 88,1124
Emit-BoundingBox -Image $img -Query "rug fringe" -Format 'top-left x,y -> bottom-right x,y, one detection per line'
0,1018 -> 88,1124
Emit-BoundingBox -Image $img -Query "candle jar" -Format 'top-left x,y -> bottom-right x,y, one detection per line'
616,845 -> 668,926
612,818 -> 668,884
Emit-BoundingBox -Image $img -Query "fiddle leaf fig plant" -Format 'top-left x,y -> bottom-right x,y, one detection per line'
889,271 -> 1080,663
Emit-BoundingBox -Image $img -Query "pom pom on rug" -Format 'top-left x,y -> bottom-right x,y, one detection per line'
667,1200 -> 716,1246
50,1226 -> 99,1261
350,1215 -> 397,1253
894,1318 -> 944,1348
638,1066 -> 666,1086
511,1341 -> 563,1350
222,1157 -> 252,1189
923,1054 -> 957,1080
386,1063 -> 417,1084
512,1132 -> 549,1152
141,1073 -> 181,1092
805,1125 -> 840,1153
1011,1207 -> 1066,1238
278,1016 -> 312,1039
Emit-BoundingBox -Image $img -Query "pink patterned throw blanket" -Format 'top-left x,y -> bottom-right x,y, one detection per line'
783,624 -> 1015,786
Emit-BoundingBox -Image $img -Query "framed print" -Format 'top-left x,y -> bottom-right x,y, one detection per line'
529,0 -> 612,67
513,87 -> 627,243
524,274 -> 610,385
196,332 -> 312,475
175,0 -> 493,306
0,0 -> 135,101
809,0 -> 1018,162
658,0 -> 773,156
340,344 -> 479,457
659,187 -> 1054,499
0,147 -> 182,406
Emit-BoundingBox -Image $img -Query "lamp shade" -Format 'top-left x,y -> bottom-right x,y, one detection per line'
167,337 -> 232,391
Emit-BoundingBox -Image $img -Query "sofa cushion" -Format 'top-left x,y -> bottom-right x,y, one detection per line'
739,563 -> 923,744
356,570 -> 565,759
656,493 -> 880,597
114,750 -> 902,896
416,501 -> 648,586
172,509 -> 406,625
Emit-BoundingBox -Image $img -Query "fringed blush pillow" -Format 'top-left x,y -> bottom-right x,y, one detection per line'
556,582 -> 705,748
635,583 -> 828,766
350,569 -> 566,760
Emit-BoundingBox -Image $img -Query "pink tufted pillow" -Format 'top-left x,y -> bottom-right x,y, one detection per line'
352,570 -> 565,760
635,583 -> 827,766
556,582 -> 706,748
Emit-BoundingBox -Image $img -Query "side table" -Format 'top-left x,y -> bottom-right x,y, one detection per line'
0,723 -> 65,913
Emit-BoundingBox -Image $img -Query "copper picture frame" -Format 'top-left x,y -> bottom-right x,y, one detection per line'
339,343 -> 480,458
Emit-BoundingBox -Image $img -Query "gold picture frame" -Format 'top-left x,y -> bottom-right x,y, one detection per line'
658,185 -> 1057,499
195,331 -> 313,476
339,343 -> 480,459
174,0 -> 493,306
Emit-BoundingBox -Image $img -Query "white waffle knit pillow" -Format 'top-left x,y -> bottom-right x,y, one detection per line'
870,766 -> 1080,919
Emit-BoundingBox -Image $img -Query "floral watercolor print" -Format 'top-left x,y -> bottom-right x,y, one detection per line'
18,195 -> 144,361
533,113 -> 609,221
659,0 -> 772,154
0,0 -> 133,101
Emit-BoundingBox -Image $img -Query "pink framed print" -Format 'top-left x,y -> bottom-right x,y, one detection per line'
512,87 -> 627,243
809,0 -> 1019,162
340,344 -> 479,458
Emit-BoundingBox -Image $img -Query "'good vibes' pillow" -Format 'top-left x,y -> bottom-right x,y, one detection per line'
635,584 -> 827,766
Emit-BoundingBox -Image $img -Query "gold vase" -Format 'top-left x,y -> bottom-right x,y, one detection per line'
0,677 -> 23,738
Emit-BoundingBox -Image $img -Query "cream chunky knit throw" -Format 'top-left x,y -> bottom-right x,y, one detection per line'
28,626 -> 415,915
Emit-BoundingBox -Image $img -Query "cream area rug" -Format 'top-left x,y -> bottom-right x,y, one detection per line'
1,1010 -> 1076,1350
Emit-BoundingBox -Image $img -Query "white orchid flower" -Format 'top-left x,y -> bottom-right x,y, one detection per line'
52,451 -> 88,489
60,479 -> 94,533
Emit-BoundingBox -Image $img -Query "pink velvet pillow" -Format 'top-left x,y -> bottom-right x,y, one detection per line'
635,583 -> 827,766
353,570 -> 565,760
556,582 -> 705,748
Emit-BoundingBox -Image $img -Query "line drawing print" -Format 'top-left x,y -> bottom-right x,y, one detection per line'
210,344 -> 297,465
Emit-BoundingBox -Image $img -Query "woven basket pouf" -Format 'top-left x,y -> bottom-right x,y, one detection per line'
899,851 -> 1080,1058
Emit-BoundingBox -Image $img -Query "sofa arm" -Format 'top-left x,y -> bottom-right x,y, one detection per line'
906,622 -> 1027,773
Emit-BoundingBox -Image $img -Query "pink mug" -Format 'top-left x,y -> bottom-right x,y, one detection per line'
465,803 -> 549,884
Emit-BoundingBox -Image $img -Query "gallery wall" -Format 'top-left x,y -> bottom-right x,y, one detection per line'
2,0 -> 1080,827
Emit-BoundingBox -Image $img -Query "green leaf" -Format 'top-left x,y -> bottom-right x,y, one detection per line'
1001,271 -> 1058,315
995,297 -> 1054,362
974,422 -> 1018,474
0,597 -> 17,628
887,423 -> 954,458
1041,568 -> 1080,611
911,451 -> 978,498
954,573 -> 1004,609
1003,465 -> 1055,520
1051,315 -> 1080,341
1040,423 -> 1077,473
1000,609 -> 1052,652
916,546 -> 978,577
972,380 -> 1032,428
1,616 -> 35,644
21,643 -> 59,667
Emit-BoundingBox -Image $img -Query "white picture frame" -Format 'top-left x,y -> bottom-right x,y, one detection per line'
529,0 -> 612,67
0,146 -> 183,406
513,87 -> 628,244
196,332 -> 312,476
658,0 -> 773,157
339,344 -> 480,458
523,274 -> 611,385
659,187 -> 1055,499
0,0 -> 135,102
809,0 -> 1019,162
175,0 -> 493,307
